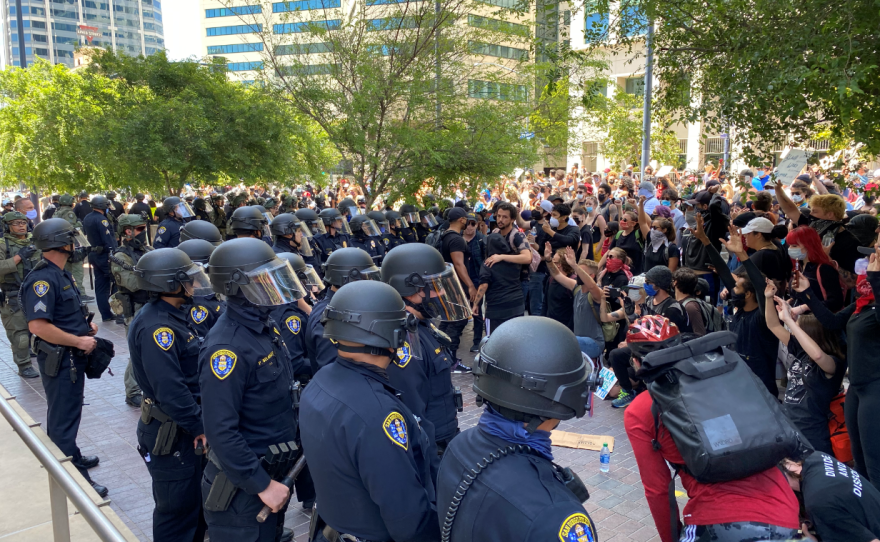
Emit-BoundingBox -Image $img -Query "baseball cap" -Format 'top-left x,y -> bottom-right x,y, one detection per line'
740,217 -> 774,234
447,207 -> 468,221
795,174 -> 811,183
466,212 -> 478,223
686,191 -> 712,206
638,181 -> 655,198
549,194 -> 564,203
705,180 -> 720,189
732,211 -> 757,228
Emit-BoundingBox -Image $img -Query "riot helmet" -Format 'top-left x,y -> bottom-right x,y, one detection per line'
349,215 -> 381,238
179,220 -> 223,246
59,194 -> 75,207
276,252 -> 322,292
178,239 -> 217,266
230,206 -> 270,238
380,243 -> 469,321
295,208 -> 326,235
162,197 -> 195,219
106,191 -> 117,200
418,209 -> 439,229
270,213 -> 310,238
338,197 -> 363,217
367,211 -> 389,232
322,247 -> 381,287
90,195 -> 111,211
32,218 -> 90,251
134,248 -> 212,295
385,210 -> 408,230
319,208 -> 352,235
207,237 -> 305,305
398,203 -> 419,225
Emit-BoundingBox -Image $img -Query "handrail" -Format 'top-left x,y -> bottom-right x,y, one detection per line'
0,393 -> 129,542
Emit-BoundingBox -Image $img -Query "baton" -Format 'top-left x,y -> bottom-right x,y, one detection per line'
256,455 -> 307,523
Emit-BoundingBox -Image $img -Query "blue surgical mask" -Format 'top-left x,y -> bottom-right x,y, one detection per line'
661,200 -> 670,206
787,247 -> 806,260
25,210 -> 37,220
643,283 -> 657,297
585,206 -> 593,213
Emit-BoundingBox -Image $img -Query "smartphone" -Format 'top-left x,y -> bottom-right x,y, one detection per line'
607,287 -> 622,300
792,261 -> 799,291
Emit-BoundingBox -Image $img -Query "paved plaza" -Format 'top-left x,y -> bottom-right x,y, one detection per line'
0,279 -> 668,542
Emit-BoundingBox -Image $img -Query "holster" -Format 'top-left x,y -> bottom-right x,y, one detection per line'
204,450 -> 238,513
141,399 -> 179,456
120,293 -> 134,319
36,340 -> 66,378
453,387 -> 463,412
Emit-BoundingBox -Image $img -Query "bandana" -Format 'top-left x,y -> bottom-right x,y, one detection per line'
605,258 -> 633,280
478,405 -> 553,460
649,229 -> 668,253
855,274 -> 875,315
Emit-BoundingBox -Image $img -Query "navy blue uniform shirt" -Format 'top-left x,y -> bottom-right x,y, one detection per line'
350,235 -> 385,264
185,293 -> 226,337
313,232 -> 351,263
269,303 -> 309,378
305,288 -> 336,375
199,302 -> 297,495
381,231 -> 406,251
129,299 -> 203,435
21,259 -> 90,336
300,356 -> 440,542
154,217 -> 183,249
400,226 -> 419,244
271,237 -> 321,271
82,211 -> 118,253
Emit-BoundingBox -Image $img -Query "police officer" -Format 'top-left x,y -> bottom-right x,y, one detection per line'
154,197 -> 194,249
436,317 -> 598,542
179,219 -> 223,246
348,214 -> 385,264
200,238 -> 305,542
294,208 -> 324,266
82,195 -> 118,322
0,212 -> 41,377
23,218 -> 108,497
230,205 -> 271,246
54,194 -> 92,300
110,214 -> 152,407
415,209 -> 439,243
42,194 -> 60,220
270,213 -> 318,269
313,208 -> 351,263
367,210 -> 389,233
106,191 -> 124,220
193,197 -> 213,222
224,193 -> 250,239
304,248 -> 380,375
129,249 -> 210,542
300,280 -> 440,542
382,210 -> 409,250
398,203 -> 421,243
177,239 -> 226,336
337,197 -> 360,221
382,243 -> 471,458
210,194 -> 227,233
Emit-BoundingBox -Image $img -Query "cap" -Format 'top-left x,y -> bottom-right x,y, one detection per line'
687,191 -> 712,206
732,211 -> 757,228
539,200 -> 554,213
466,212 -> 478,223
549,194 -> 564,202
795,174 -> 811,183
638,181 -> 655,198
740,217 -> 774,234
447,207 -> 468,221
705,180 -> 720,189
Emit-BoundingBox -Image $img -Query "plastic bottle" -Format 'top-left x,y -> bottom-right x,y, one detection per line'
722,299 -> 733,325
599,443 -> 610,473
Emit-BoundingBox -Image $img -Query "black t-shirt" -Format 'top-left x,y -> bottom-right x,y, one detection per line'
644,296 -> 691,332
796,214 -> 861,273
479,256 -> 525,320
749,244 -> 793,283
783,336 -> 845,454
440,230 -> 472,273
610,229 -> 645,275
643,242 -> 679,274
731,306 -> 780,397
802,452 -> 880,542
546,275 -> 574,330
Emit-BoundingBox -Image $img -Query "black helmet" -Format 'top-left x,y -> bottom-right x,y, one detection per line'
106,191 -> 117,200
134,248 -> 212,294
230,205 -> 268,232
276,251 -> 322,290
322,281 -> 416,357
399,203 -> 419,224
474,316 -> 590,422
380,243 -> 470,321
385,210 -> 407,229
193,197 -> 208,211
349,215 -> 381,237
163,196 -> 195,219
367,211 -> 388,228
135,193 -> 146,201
296,207 -> 326,234
270,213 -> 303,236
32,218 -> 89,251
319,207 -> 343,227
322,247 -> 380,287
162,196 -> 182,213
207,237 -> 305,304
90,195 -> 111,210
179,220 -> 223,246
338,197 -> 358,215
177,239 -> 217,265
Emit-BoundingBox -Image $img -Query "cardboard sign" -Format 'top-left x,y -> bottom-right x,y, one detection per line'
656,165 -> 674,178
593,367 -> 618,400
774,149 -> 808,186
551,431 -> 615,452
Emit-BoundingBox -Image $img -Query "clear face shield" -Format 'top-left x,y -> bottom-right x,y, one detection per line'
402,212 -> 419,225
332,217 -> 352,235
358,219 -> 382,237
421,213 -> 439,228
297,235 -> 315,258
175,202 -> 195,220
236,259 -> 306,305
344,205 -> 365,216
297,221 -> 314,239
407,264 -> 471,321
298,264 -> 323,292
309,220 -> 326,235
182,264 -> 214,297
72,228 -> 91,248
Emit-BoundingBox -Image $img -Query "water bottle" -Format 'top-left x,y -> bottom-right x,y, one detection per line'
599,443 -> 610,473
722,299 -> 733,325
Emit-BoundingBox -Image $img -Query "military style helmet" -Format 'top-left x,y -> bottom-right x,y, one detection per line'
162,196 -> 195,219
177,239 -> 217,266
179,220 -> 223,246
32,218 -> 90,251
385,210 -> 408,229
59,194 -> 75,206
207,237 -> 305,304
348,215 -> 381,237
133,248 -> 212,294
275,252 -> 322,290
269,213 -> 303,236
380,243 -> 470,321
3,211 -> 28,223
322,281 -> 417,357
322,247 -> 380,287
398,203 -> 419,225
193,197 -> 208,211
337,197 -> 359,216
319,207 -> 343,226
117,214 -> 146,235
230,205 -> 268,231
296,207 -> 326,235
107,191 -> 117,199
135,193 -> 146,200
474,316 -> 590,423
90,195 -> 111,210
367,211 -> 388,228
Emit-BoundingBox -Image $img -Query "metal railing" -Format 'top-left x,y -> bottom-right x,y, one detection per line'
0,393 -> 129,542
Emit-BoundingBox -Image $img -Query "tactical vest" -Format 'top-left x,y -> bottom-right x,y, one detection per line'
1,236 -> 37,290
54,206 -> 79,227
112,244 -> 152,304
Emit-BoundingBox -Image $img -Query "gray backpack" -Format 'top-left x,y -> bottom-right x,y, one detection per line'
682,297 -> 727,332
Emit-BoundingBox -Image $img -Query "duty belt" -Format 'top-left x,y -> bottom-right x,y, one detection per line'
140,399 -> 179,455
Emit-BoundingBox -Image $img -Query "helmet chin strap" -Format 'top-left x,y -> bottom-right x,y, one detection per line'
337,343 -> 394,358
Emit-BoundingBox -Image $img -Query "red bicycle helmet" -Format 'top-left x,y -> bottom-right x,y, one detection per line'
627,315 -> 681,358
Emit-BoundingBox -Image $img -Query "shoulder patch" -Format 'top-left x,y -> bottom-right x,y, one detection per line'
285,315 -> 302,335
153,327 -> 175,351
33,281 -> 50,297
393,341 -> 414,368
383,238 -> 390,246
382,412 -> 408,450
558,512 -> 595,542
190,306 -> 208,324
158,226 -> 167,234
101,219 -> 109,227
211,349 -> 237,380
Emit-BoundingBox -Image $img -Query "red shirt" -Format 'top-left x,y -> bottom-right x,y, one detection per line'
624,392 -> 800,542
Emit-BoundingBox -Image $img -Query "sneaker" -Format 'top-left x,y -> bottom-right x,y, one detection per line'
18,366 -> 39,379
452,362 -> 473,374
611,390 -> 635,409
125,395 -> 143,408
469,344 -> 480,353
80,294 -> 95,302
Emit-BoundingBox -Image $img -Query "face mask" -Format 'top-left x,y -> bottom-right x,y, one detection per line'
628,289 -> 642,302
661,200 -> 670,206
643,283 -> 657,297
549,217 -> 560,228
855,257 -> 870,275
576,194 -> 584,200
598,193 -> 607,202
791,194 -> 804,203
25,210 -> 37,220
787,247 -> 806,260
649,229 -> 667,243
685,212 -> 697,228
605,258 -> 624,273
730,291 -> 747,308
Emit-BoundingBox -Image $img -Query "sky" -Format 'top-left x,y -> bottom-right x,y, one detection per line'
162,0 -> 203,60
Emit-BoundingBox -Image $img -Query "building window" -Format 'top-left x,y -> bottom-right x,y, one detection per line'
33,34 -> 47,42
563,10 -> 570,26
366,17 -> 417,31
278,64 -> 335,76
228,61 -> 263,71
584,12 -> 608,42
621,5 -> 648,37
366,0 -> 423,5
32,21 -> 46,29
469,41 -> 528,61
206,6 -> 261,18
467,15 -> 529,38
468,79 -> 527,101
206,24 -> 262,36
625,76 -> 644,97
35,47 -> 49,56
583,142 -> 598,172
475,0 -> 518,8
277,42 -> 332,55
207,42 -> 264,54
274,20 -> 339,33
273,0 -> 341,11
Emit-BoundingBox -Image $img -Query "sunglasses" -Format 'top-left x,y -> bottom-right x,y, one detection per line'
467,221 -> 477,227
619,218 -> 630,223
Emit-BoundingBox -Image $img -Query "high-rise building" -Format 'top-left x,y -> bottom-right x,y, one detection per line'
1,0 -> 165,69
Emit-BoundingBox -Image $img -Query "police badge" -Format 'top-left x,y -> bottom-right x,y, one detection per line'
394,341 -> 413,368
382,412 -> 408,450
285,315 -> 302,335
33,281 -> 50,297
211,349 -> 237,380
153,327 -> 175,351
158,227 -> 167,234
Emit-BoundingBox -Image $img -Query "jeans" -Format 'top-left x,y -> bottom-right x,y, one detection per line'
528,272 -> 547,316
439,318 -> 469,361
485,313 -> 523,336
609,346 -> 636,394
576,336 -> 602,360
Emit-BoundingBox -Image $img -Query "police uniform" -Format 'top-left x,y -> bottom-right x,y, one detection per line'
313,232 -> 351,263
21,260 -> 94,478
304,289 -> 336,375
0,233 -> 41,373
415,223 -> 432,243
129,299 -> 207,542
199,302 -> 297,541
269,303 -> 309,379
185,294 -> 226,337
300,356 -> 440,542
436,426 -> 598,542
271,237 -> 320,271
54,201 -> 86,295
82,210 -> 118,320
381,230 -> 406,251
401,225 -> 419,244
154,217 -> 184,249
350,234 -> 385,264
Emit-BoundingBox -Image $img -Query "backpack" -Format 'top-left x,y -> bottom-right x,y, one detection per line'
614,228 -> 644,250
828,392 -> 852,463
500,228 -> 541,273
638,332 -> 810,539
427,227 -> 451,251
682,297 -> 727,333
587,292 -> 618,342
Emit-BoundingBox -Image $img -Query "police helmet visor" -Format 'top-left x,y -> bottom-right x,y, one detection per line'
309,220 -> 327,235
298,221 -> 314,239
332,218 -> 352,235
73,228 -> 91,248
421,212 -> 439,228
396,324 -> 424,365
297,237 -> 315,258
410,264 -> 470,321
182,264 -> 214,297
396,216 -> 410,229
402,212 -> 419,224
174,202 -> 195,219
299,264 -> 323,291
357,218 -> 382,237
239,259 -> 306,305
342,204 -> 365,216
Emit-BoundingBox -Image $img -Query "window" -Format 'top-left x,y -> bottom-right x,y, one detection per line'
206,5 -> 262,17
273,0 -> 340,11
274,20 -> 339,33
33,34 -> 47,42
625,76 -> 644,97
52,22 -> 78,32
207,42 -> 263,54
227,61 -> 263,71
366,0 -> 423,5
277,42 -> 332,55
35,47 -> 49,56
563,10 -> 570,26
366,17 -> 417,31
583,142 -> 598,172
469,41 -> 528,61
206,24 -> 262,36
32,21 -> 46,29
468,79 -> 527,101
584,11 -> 608,42
467,15 -> 529,38
621,5 -> 648,37
51,8 -> 76,18
476,0 -> 518,8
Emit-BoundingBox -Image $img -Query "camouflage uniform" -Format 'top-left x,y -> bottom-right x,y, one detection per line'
0,212 -> 42,374
54,195 -> 86,296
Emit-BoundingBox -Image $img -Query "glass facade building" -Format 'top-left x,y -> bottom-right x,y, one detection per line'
3,0 -> 165,68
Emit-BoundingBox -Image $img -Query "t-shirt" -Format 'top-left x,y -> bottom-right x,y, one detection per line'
440,230 -> 472,276
643,242 -> 679,274
545,276 -> 574,330
731,306 -> 780,397
610,229 -> 645,275
801,452 -> 880,542
644,296 -> 691,333
783,336 -> 845,454
749,244 -> 792,283
573,287 -> 604,344
478,258 -> 524,320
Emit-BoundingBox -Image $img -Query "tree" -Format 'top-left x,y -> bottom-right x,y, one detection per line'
592,90 -> 680,170
221,0 -> 538,205
88,50 -> 337,195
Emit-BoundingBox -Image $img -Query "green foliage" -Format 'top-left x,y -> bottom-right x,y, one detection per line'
591,90 -> 679,170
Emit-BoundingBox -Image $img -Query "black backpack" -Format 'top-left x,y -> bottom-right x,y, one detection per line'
681,297 -> 727,332
638,332 -> 810,539
427,227 -> 451,251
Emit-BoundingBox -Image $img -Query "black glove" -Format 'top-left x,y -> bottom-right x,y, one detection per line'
17,245 -> 36,261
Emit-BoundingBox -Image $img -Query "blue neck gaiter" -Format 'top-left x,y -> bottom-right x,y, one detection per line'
477,405 -> 553,460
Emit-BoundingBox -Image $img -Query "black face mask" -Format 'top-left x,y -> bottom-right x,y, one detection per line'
598,193 -> 607,202
729,291 -> 747,308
